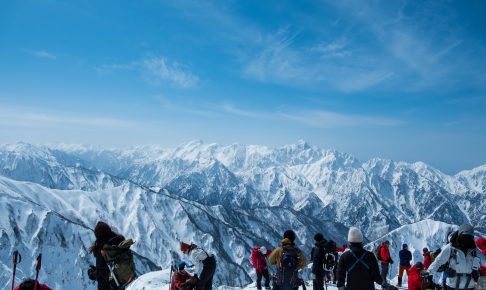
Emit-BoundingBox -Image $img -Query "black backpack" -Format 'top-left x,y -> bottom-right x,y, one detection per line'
277,248 -> 300,290
323,252 -> 337,271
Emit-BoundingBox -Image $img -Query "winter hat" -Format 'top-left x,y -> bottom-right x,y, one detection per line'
177,261 -> 187,271
94,221 -> 112,239
180,242 -> 191,253
314,233 -> 324,242
414,261 -> 424,269
283,230 -> 296,242
458,224 -> 474,236
347,227 -> 363,243
259,246 -> 267,255
423,247 -> 429,253
403,244 -> 408,250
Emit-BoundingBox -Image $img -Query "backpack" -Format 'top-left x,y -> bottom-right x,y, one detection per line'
277,248 -> 300,290
430,248 -> 441,262
103,239 -> 137,288
374,245 -> 383,261
323,252 -> 337,271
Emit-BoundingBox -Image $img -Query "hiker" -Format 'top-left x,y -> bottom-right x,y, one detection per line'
171,262 -> 193,290
336,227 -> 390,290
252,246 -> 272,290
14,279 -> 52,290
397,243 -> 412,287
88,221 -> 127,290
269,230 -> 307,290
423,248 -> 432,270
180,242 -> 217,290
476,237 -> 486,277
324,240 -> 338,284
407,262 -> 434,290
379,240 -> 393,284
427,224 -> 486,290
310,233 -> 328,290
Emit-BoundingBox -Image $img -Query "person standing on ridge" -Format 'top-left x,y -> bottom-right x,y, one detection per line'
252,245 -> 272,290
397,243 -> 412,287
422,248 -> 432,270
379,240 -> 393,284
180,242 -> 217,290
336,227 -> 392,290
427,224 -> 486,290
88,221 -> 126,290
310,233 -> 328,290
269,230 -> 307,290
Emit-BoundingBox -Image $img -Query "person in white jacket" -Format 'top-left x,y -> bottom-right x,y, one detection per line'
181,242 -> 217,290
427,224 -> 486,290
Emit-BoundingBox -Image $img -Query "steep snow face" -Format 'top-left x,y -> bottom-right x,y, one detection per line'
0,174 -> 347,290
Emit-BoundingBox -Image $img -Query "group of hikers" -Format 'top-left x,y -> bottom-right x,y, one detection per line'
10,222 -> 486,290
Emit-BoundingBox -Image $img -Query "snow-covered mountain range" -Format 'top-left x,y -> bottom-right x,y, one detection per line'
0,141 -> 484,290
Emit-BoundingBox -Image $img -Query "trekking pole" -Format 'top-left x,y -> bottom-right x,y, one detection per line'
11,250 -> 21,290
34,254 -> 42,290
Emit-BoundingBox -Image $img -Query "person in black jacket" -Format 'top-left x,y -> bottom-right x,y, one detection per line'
311,233 -> 328,290
336,227 -> 388,290
397,243 -> 412,287
88,221 -> 125,290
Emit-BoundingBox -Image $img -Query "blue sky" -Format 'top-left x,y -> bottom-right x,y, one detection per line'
1,0 -> 485,173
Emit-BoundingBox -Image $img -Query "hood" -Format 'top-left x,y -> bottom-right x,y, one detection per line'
477,237 -> 486,255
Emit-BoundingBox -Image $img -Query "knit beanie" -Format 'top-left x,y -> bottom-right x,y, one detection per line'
283,230 -> 296,242
347,227 -> 363,243
314,233 -> 324,242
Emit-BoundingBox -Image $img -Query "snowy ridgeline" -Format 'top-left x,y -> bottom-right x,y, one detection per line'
0,141 -> 485,290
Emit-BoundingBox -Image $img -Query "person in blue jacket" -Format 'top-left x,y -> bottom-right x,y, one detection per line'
397,243 -> 412,287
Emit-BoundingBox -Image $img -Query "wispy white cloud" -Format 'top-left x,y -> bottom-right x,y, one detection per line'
98,57 -> 198,88
23,49 -> 57,59
0,104 -> 136,129
219,102 -> 402,127
142,57 -> 199,88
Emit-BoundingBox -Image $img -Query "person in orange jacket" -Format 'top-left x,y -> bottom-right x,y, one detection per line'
14,279 -> 52,290
171,262 -> 193,290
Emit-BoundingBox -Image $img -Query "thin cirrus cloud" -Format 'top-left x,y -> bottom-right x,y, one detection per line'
98,56 -> 198,88
219,103 -> 402,127
23,49 -> 57,60
0,105 -> 136,129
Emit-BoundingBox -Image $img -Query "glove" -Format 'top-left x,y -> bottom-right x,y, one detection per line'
185,277 -> 198,286
389,259 -> 394,264
87,265 -> 97,281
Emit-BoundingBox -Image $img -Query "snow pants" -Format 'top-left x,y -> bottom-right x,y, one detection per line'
313,272 -> 324,290
256,269 -> 270,290
380,262 -> 389,283
196,256 -> 216,290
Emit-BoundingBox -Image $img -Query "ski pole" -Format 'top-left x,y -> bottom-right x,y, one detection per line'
34,254 -> 42,290
11,250 -> 21,290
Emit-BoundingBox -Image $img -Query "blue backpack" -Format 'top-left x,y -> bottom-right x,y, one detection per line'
277,248 -> 300,290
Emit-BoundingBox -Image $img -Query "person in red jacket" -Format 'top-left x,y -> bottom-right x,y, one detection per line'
171,262 -> 193,290
379,241 -> 393,283
251,245 -> 271,290
422,247 -> 432,270
407,262 -> 424,290
14,279 -> 52,290
477,237 -> 486,276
